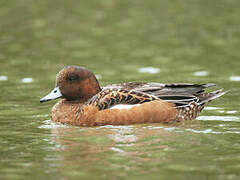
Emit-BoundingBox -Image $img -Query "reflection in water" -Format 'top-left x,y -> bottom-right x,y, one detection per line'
197,116 -> 240,122
21,77 -> 33,83
99,125 -> 138,143
47,123 -> 181,178
226,111 -> 237,114
204,106 -> 223,110
50,124 -> 177,153
39,118 -> 240,179
193,71 -> 209,76
229,76 -> 240,81
138,67 -> 160,74
0,75 -> 8,81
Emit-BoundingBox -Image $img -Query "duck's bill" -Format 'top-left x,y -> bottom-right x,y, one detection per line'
40,87 -> 62,103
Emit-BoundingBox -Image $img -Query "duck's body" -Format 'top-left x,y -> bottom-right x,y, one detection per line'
40,66 -> 225,126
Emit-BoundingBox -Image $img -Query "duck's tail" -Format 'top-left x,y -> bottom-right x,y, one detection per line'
175,89 -> 228,121
198,89 -> 228,105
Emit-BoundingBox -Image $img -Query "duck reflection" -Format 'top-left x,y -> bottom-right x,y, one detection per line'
47,121 -> 201,178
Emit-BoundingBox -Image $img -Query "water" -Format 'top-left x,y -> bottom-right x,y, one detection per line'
0,0 -> 240,179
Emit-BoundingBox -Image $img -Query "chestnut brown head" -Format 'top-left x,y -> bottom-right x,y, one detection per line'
40,66 -> 101,102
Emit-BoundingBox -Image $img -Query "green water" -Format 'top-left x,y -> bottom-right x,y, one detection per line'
1,0 -> 240,179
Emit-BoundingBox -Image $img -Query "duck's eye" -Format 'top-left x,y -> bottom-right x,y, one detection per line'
67,75 -> 79,82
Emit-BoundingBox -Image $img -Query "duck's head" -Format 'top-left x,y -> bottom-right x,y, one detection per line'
40,66 -> 101,103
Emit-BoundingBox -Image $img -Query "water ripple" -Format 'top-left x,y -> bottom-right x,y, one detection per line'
229,76 -> 240,81
138,67 -> 160,74
197,116 -> 240,122
0,75 -> 8,81
204,106 -> 223,110
38,120 -> 69,129
22,78 -> 33,83
193,71 -> 209,76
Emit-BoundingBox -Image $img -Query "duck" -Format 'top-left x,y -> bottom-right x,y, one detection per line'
40,66 -> 226,126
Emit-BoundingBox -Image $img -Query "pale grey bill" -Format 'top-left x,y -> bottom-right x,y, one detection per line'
40,87 -> 62,103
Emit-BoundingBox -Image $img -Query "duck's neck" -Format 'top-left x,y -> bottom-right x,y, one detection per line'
51,99 -> 83,124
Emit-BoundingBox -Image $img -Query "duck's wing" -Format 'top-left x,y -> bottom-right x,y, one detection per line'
87,87 -> 225,110
135,83 -> 217,105
87,88 -> 158,110
100,82 -> 223,108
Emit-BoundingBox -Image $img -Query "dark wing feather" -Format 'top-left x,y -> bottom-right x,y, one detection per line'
135,83 -> 216,96
103,82 -> 215,96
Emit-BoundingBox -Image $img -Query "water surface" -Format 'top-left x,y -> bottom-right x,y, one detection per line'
0,0 -> 240,179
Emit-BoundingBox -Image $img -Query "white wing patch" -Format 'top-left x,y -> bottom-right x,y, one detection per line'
110,104 -> 140,110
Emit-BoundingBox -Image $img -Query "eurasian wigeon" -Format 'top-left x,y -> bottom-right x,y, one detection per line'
40,66 -> 226,126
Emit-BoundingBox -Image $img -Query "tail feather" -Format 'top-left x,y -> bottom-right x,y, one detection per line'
199,89 -> 228,104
